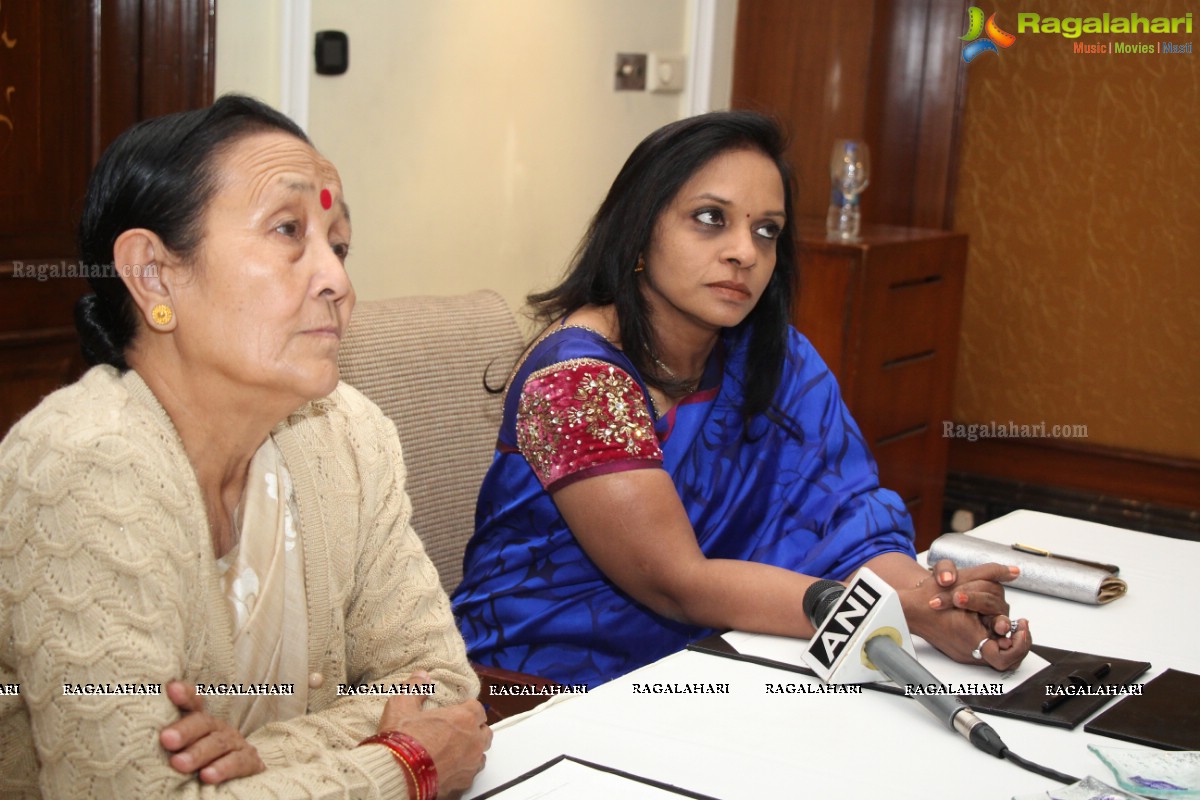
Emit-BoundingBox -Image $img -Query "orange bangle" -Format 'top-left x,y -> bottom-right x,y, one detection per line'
359,731 -> 438,800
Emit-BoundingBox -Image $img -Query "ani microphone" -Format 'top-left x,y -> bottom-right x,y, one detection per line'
801,570 -> 1007,758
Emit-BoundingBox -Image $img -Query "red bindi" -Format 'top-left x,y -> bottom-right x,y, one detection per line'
320,188 -> 333,210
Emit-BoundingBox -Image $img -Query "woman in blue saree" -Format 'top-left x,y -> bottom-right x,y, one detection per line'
453,112 -> 1031,689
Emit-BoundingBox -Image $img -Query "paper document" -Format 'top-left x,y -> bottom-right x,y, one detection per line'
473,756 -> 718,799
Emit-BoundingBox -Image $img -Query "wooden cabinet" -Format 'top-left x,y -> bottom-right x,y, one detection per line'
0,271 -> 90,435
0,0 -> 213,438
793,219 -> 967,551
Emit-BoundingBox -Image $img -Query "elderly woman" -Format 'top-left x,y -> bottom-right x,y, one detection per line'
453,111 -> 1032,689
0,96 -> 490,797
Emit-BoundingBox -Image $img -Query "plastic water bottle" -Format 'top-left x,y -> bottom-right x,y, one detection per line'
826,139 -> 870,240
826,187 -> 861,240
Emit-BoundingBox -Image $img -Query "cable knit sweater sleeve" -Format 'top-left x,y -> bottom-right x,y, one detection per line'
0,368 -> 478,799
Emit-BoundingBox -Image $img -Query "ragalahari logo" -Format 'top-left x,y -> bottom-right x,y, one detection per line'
961,7 -> 1017,62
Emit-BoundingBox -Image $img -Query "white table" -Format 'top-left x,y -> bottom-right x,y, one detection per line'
465,511 -> 1198,799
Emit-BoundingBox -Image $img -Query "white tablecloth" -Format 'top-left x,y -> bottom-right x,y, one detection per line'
467,511 -> 1197,799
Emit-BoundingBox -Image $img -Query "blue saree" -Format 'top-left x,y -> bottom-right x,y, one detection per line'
452,324 -> 915,688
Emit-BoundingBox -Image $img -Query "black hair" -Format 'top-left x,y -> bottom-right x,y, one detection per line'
527,110 -> 797,419
75,94 -> 309,370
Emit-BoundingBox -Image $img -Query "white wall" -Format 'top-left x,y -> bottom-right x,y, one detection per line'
214,1 -> 284,109
216,0 -> 738,315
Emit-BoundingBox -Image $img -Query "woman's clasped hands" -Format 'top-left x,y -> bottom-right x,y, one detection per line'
901,560 -> 1032,670
160,673 -> 492,795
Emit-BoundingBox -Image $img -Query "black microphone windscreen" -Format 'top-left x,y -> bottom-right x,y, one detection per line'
803,580 -> 845,628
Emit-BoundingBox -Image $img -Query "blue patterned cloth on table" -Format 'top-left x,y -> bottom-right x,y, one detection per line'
452,323 -> 915,688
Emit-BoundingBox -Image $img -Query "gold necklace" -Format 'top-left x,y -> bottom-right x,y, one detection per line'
652,356 -> 701,394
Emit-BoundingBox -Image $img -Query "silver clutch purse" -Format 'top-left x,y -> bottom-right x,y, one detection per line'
928,533 -> 1127,605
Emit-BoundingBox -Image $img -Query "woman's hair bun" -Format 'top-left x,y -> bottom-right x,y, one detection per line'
75,293 -> 130,370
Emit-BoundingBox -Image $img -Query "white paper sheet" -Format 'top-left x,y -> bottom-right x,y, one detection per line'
479,757 -> 710,799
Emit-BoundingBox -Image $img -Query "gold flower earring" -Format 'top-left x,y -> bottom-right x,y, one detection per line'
151,304 -> 174,326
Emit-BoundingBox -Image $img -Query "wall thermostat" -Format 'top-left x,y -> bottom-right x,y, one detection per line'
315,31 -> 349,75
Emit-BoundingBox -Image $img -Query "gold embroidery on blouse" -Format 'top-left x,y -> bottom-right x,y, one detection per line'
517,358 -> 656,481
563,366 -> 654,456
516,390 -> 562,481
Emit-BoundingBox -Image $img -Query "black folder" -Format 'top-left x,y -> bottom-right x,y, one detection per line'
1085,668 -> 1200,750
967,645 -> 1150,729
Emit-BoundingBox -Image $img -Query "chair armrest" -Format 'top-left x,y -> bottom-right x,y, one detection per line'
472,662 -> 562,725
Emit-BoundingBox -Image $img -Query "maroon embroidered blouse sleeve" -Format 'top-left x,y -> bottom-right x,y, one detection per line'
516,358 -> 663,491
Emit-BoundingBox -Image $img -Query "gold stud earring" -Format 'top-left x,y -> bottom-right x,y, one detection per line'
151,304 -> 173,326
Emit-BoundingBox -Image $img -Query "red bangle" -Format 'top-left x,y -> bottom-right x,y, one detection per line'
360,731 -> 438,800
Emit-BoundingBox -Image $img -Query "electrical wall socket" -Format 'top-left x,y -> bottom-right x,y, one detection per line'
647,54 -> 686,93
614,53 -> 647,91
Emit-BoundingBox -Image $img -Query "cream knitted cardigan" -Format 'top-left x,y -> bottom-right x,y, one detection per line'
0,367 -> 479,798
